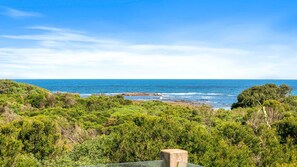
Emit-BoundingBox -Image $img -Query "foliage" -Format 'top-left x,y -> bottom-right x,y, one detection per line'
1,80 -> 297,166
232,84 -> 292,109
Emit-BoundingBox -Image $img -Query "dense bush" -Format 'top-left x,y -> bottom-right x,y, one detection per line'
232,84 -> 292,109
1,80 -> 297,166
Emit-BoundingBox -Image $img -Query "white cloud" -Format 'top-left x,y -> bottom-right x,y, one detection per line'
1,7 -> 41,18
0,26 -> 297,79
1,26 -> 121,46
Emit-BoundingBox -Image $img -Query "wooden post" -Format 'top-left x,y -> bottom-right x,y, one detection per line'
161,149 -> 188,167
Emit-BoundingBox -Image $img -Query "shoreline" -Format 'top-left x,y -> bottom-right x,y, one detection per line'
58,91 -> 232,109
94,92 -> 231,110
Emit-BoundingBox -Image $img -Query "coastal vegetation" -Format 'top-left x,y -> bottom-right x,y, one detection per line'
1,80 -> 297,166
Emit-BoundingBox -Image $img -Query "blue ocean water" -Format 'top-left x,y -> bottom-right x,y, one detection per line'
14,80 -> 297,109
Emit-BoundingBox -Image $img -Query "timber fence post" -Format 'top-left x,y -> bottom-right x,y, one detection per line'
161,149 -> 188,167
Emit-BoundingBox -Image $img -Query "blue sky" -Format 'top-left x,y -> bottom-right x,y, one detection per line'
1,0 -> 297,79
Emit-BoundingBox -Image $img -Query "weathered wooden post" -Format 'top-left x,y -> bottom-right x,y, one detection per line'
161,149 -> 188,167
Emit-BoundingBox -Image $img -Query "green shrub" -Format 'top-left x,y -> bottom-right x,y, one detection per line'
232,84 -> 292,109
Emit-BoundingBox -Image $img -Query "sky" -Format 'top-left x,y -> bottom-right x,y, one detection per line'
0,0 -> 297,79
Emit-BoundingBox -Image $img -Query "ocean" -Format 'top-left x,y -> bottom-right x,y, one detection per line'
14,79 -> 297,109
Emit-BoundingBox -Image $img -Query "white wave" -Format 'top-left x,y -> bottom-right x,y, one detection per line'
161,92 -> 203,96
199,96 -> 214,99
80,94 -> 92,97
205,93 -> 224,96
161,92 -> 225,96
227,94 -> 236,97
52,91 -> 68,93
105,93 -> 121,95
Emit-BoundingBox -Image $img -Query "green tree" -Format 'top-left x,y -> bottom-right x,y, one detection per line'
232,84 -> 292,109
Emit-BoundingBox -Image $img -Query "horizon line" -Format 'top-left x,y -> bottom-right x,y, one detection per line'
8,78 -> 297,80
